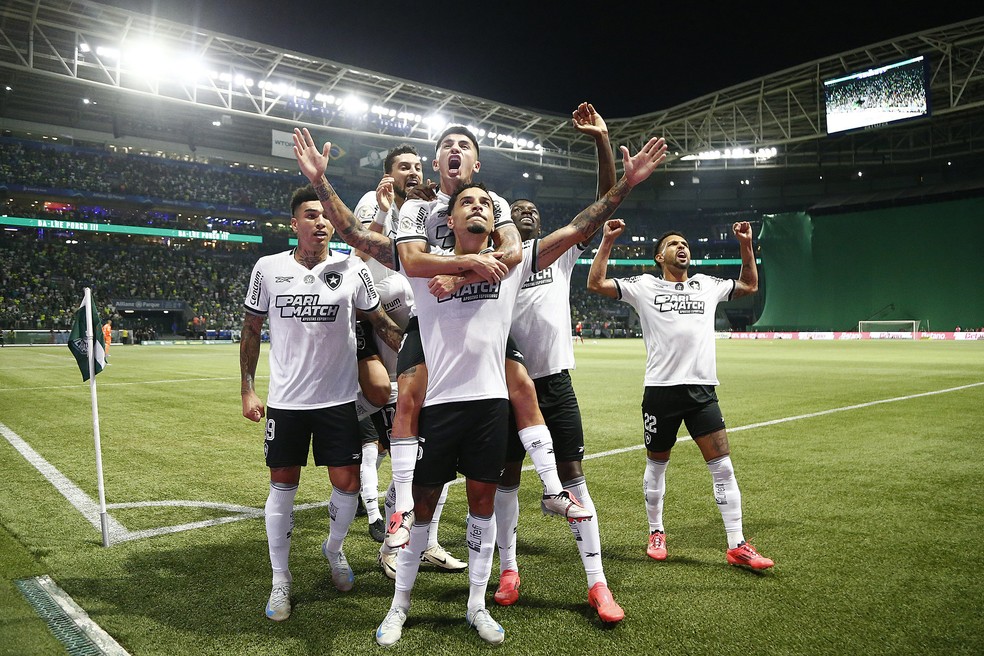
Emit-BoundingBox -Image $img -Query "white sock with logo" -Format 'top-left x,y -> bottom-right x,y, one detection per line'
643,458 -> 668,533
265,481 -> 297,584
389,437 -> 418,514
392,520 -> 429,610
706,455 -> 744,548
426,482 -> 451,550
564,476 -> 606,588
518,425 -> 562,495
466,512 -> 496,615
494,483 -> 520,574
323,486 -> 358,554
361,442 -> 382,523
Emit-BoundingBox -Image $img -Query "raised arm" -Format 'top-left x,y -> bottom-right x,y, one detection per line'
732,221 -> 759,298
536,137 -> 667,270
586,219 -> 623,299
240,311 -> 266,422
572,102 -> 617,202
293,128 -> 397,269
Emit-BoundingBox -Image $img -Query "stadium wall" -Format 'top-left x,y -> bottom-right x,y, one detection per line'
753,198 -> 984,331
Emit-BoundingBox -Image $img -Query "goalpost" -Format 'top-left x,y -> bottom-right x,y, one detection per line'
857,320 -> 921,333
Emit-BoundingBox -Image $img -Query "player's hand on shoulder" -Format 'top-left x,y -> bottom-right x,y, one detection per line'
405,179 -> 438,202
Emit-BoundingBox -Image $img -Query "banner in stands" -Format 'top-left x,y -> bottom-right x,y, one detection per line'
271,130 -> 296,159
718,332 -> 983,341
112,300 -> 187,312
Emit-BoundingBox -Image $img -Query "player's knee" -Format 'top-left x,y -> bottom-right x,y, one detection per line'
363,380 -> 390,408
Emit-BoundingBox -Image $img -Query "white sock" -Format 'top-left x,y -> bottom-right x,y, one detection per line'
376,448 -> 388,471
361,442 -> 382,523
389,437 -> 418,514
564,477 -> 606,588
426,482 -> 451,550
706,455 -> 744,548
518,425 -> 562,495
643,458 -> 668,533
466,513 -> 496,616
494,484 -> 520,574
393,520 -> 429,610
265,482 -> 297,584
383,482 -> 396,528
324,486 -> 359,554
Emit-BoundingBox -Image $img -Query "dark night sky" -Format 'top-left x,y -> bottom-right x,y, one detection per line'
101,1 -> 981,118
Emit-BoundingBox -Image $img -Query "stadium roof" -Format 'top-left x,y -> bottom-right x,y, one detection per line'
2,0 -> 983,210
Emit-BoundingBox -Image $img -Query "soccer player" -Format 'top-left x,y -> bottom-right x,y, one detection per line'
351,145 -> 468,574
239,184 -> 403,623
293,127 -> 665,645
492,102 -> 626,622
586,219 -> 775,570
102,319 -> 112,357
293,126 -> 592,555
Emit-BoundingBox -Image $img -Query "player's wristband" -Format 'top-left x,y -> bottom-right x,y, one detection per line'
372,208 -> 388,227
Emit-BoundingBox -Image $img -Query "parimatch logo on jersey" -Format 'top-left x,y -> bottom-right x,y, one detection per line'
275,294 -> 340,321
653,293 -> 705,314
521,268 -> 553,289
437,280 -> 501,303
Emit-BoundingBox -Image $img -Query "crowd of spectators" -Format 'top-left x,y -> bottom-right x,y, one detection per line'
0,230 -> 253,334
0,138 -> 361,213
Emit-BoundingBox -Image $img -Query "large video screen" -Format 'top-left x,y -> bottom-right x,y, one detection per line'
823,56 -> 930,135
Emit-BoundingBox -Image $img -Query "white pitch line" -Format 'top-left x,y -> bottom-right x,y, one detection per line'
0,421 -> 128,541
4,381 -> 982,539
578,380 -> 984,463
0,375 -> 268,393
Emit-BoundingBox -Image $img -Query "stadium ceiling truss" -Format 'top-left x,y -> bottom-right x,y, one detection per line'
1,0 -> 983,176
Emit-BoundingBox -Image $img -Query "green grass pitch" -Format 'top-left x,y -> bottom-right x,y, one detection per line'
1,339 -> 982,655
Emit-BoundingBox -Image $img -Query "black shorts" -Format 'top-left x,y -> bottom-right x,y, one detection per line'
506,370 -> 584,463
641,385 -> 725,453
397,318 -> 526,376
358,414 -> 378,445
414,398 -> 509,486
369,403 -> 396,450
396,316 -> 424,375
356,320 -> 379,362
264,403 -> 362,468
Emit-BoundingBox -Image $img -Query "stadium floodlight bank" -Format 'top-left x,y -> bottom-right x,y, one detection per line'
858,320 -> 921,333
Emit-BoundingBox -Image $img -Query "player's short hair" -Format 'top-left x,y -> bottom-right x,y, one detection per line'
510,198 -> 536,209
435,125 -> 480,158
290,184 -> 320,216
384,145 -> 419,174
653,230 -> 688,268
447,181 -> 491,214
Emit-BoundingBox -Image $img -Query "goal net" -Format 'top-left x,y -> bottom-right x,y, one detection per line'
857,320 -> 920,333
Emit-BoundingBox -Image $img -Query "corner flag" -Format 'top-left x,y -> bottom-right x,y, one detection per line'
68,295 -> 107,381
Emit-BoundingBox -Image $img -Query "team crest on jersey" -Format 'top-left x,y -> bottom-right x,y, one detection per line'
674,282 -> 685,291
304,274 -> 315,284
437,280 -> 501,303
275,276 -> 293,284
522,268 -> 554,289
688,279 -> 701,290
323,271 -> 342,290
356,204 -> 376,221
653,293 -> 705,315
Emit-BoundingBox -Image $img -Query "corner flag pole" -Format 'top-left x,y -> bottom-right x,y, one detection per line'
83,287 -> 111,547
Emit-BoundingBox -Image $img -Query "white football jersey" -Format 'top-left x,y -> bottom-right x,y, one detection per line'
510,240 -> 585,379
373,272 -> 415,379
406,240 -> 536,406
614,273 -> 735,386
244,249 -> 380,409
395,189 -> 512,252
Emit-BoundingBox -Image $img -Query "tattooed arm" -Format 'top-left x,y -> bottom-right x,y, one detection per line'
240,311 -> 266,422
364,303 -> 404,354
293,127 -> 397,269
535,137 -> 668,271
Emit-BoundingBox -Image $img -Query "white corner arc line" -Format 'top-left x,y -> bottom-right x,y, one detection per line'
0,421 -> 129,541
